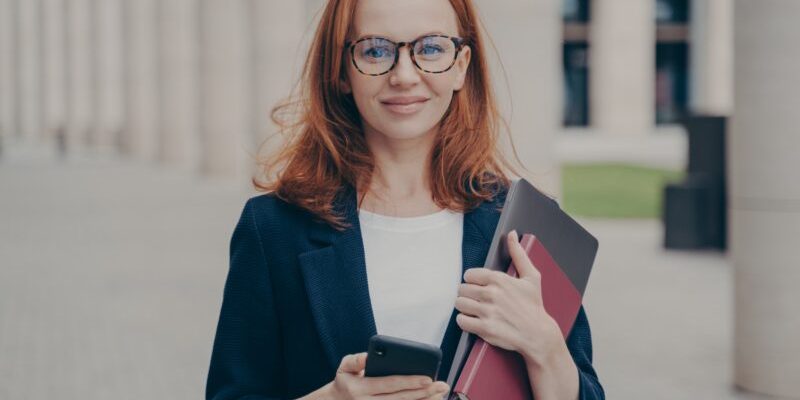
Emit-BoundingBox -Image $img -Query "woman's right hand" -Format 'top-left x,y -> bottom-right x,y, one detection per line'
320,352 -> 449,400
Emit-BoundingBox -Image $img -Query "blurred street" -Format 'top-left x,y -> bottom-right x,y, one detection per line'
0,145 -> 784,400
0,146 -> 249,399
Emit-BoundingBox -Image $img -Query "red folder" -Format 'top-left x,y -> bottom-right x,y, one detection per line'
452,233 -> 583,400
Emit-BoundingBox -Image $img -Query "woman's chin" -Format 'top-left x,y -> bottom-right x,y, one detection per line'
374,125 -> 436,142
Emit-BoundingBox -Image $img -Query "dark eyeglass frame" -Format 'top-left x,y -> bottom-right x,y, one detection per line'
345,34 -> 467,76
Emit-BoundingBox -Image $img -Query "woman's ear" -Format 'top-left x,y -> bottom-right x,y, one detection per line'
339,62 -> 353,94
452,45 -> 472,91
340,76 -> 352,94
339,78 -> 353,94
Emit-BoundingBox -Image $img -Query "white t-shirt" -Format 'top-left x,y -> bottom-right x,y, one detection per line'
358,207 -> 464,347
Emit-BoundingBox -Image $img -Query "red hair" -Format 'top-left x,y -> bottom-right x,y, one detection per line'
253,0 -> 521,230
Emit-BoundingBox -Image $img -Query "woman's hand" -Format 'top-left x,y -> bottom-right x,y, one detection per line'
454,230 -> 565,369
313,352 -> 449,400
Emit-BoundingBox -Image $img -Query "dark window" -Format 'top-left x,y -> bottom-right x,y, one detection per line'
563,0 -> 590,22
655,0 -> 690,124
656,42 -> 689,124
563,43 -> 590,127
656,0 -> 690,23
562,0 -> 590,126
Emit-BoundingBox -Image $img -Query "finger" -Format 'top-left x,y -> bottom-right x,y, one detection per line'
372,381 -> 448,400
457,283 -> 493,302
422,382 -> 450,400
420,391 -> 449,400
507,230 -> 539,280
430,381 -> 450,393
360,374 -> 432,395
463,268 -> 499,286
338,352 -> 367,374
454,296 -> 487,318
456,313 -> 485,336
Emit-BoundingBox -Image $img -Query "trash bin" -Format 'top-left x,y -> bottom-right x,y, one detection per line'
662,115 -> 727,250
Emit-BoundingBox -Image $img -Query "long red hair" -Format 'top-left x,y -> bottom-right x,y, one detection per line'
253,0 -> 521,230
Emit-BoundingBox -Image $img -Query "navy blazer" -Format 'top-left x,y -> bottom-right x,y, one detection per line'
206,183 -> 604,399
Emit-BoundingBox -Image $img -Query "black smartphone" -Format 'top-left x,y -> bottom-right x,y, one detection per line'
364,334 -> 442,380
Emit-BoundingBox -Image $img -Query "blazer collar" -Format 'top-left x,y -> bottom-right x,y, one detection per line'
298,183 -> 505,373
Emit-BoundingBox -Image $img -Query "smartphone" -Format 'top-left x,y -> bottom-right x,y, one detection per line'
364,334 -> 443,380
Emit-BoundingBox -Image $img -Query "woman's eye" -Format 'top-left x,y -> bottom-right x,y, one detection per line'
363,47 -> 392,59
419,45 -> 444,55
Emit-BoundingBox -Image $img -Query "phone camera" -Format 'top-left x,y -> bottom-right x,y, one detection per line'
375,346 -> 386,357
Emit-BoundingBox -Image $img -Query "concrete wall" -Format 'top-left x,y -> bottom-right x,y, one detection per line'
730,0 -> 800,397
474,0 -> 562,196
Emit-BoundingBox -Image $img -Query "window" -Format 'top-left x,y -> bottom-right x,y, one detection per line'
564,44 -> 590,126
655,0 -> 690,124
562,0 -> 591,127
656,43 -> 689,123
563,0 -> 590,23
656,0 -> 689,23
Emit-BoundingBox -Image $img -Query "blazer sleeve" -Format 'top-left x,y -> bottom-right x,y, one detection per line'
206,199 -> 286,400
566,305 -> 605,400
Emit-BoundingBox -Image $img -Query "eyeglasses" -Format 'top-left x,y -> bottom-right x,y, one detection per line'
345,34 -> 466,76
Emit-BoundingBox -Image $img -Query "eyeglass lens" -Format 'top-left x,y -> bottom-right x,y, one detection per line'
352,36 -> 458,75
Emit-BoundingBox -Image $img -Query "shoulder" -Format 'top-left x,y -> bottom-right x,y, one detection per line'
234,192 -> 315,246
231,193 -> 318,267
244,192 -> 310,225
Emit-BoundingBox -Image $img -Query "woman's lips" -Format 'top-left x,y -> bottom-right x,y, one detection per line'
380,97 -> 429,115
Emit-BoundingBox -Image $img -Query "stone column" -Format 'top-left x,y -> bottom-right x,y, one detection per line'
17,0 -> 43,142
0,0 -> 18,146
122,0 -> 159,159
198,0 -> 254,179
731,0 -> 800,397
93,0 -> 125,150
473,0 -> 562,196
690,0 -> 733,116
66,0 -> 94,149
157,0 -> 200,171
41,0 -> 68,144
250,0 -> 306,159
591,0 -> 655,136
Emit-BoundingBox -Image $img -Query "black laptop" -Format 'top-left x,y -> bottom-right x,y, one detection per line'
445,177 -> 599,389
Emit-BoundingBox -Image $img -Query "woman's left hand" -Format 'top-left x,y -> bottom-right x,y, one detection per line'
454,230 -> 564,368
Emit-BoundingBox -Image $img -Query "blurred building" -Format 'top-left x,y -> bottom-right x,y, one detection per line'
0,0 -> 308,180
0,0 -> 734,178
558,0 -> 733,169
563,0 -> 732,129
1,0 -> 799,398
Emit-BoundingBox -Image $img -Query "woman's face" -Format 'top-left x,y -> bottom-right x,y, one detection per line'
343,0 -> 471,145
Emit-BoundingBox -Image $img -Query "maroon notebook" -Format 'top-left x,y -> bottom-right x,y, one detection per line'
452,233 -> 583,400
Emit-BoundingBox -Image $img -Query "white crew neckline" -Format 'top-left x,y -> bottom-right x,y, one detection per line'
358,207 -> 461,232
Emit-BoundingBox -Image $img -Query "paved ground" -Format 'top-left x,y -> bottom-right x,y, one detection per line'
0,145 -> 789,399
581,220 -> 787,400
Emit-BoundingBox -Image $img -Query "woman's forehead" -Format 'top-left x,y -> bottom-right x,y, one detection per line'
352,0 -> 460,40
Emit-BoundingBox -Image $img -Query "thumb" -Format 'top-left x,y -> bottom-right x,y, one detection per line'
338,352 -> 367,374
507,230 -> 538,279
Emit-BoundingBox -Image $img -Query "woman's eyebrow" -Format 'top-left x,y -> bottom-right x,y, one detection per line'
354,31 -> 452,42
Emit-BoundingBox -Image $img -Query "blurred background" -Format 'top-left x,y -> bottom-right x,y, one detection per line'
1,0 -> 798,399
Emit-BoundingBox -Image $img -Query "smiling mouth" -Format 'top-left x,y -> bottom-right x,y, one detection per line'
380,98 -> 429,115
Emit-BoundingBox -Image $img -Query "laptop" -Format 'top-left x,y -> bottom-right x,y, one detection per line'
445,177 -> 599,390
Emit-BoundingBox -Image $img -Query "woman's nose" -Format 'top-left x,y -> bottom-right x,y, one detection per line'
389,46 -> 422,87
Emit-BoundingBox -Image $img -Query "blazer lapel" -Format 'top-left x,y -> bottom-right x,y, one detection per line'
298,184 -> 377,371
298,182 -> 506,373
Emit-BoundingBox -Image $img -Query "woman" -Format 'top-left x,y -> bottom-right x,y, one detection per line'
206,0 -> 604,399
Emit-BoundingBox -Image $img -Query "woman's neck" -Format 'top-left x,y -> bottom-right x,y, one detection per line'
359,126 -> 441,217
